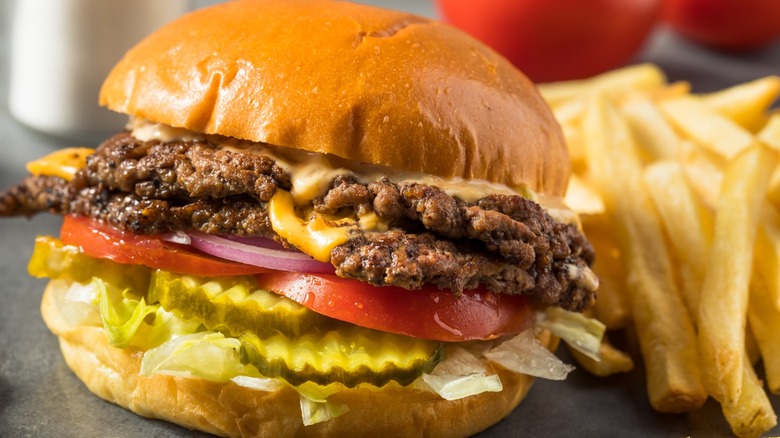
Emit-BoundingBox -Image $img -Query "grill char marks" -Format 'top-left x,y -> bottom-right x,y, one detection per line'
317,176 -> 595,310
0,132 -> 596,310
82,132 -> 290,202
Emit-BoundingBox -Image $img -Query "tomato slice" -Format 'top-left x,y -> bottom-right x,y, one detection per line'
60,215 -> 269,277
255,271 -> 535,342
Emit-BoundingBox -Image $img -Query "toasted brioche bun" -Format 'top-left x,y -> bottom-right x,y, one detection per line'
99,0 -> 569,196
41,281 -> 556,438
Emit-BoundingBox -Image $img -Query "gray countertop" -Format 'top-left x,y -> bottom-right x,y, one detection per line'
1,1 -> 779,437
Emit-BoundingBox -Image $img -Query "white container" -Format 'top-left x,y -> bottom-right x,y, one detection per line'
9,0 -> 190,143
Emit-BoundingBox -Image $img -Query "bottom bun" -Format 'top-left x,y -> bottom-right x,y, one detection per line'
41,281 -> 554,438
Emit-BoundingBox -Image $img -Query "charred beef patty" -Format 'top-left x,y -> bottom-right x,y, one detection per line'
0,132 -> 596,310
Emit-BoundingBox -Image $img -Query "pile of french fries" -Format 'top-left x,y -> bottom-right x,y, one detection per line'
539,64 -> 780,437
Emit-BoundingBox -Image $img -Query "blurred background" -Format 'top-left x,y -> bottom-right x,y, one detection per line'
1,0 -> 778,149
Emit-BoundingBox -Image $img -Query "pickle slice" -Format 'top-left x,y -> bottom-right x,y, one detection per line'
239,329 -> 444,388
148,271 -> 335,338
28,236 -> 151,293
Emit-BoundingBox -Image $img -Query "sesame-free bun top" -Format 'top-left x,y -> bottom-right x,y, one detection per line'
100,0 -> 569,196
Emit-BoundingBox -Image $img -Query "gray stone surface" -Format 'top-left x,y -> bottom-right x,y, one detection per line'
1,1 -> 779,437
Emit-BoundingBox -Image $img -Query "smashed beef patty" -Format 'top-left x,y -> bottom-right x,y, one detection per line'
0,132 -> 596,310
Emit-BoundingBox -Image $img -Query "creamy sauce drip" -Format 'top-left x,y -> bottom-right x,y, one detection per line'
129,118 -> 576,225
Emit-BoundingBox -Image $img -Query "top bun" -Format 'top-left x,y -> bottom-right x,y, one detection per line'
100,0 -> 569,196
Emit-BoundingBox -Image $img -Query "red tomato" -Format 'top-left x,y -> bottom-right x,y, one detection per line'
60,215 -> 268,277
255,271 -> 535,342
663,0 -> 780,51
436,0 -> 661,82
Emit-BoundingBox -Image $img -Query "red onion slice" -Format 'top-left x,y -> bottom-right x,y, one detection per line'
222,235 -> 296,251
186,232 -> 335,274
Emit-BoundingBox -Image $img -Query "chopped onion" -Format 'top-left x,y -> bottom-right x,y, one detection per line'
187,232 -> 335,274
159,231 -> 191,245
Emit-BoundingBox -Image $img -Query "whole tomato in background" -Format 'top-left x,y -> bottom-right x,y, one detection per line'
436,0 -> 661,83
663,0 -> 780,51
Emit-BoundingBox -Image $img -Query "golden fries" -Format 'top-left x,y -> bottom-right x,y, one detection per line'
580,215 -> 630,330
755,206 -> 780,307
677,140 -> 726,209
543,64 -> 780,437
660,96 -> 754,159
749,276 -> 780,395
703,76 -> 780,132
582,95 -> 706,413
564,174 -> 605,216
538,63 -> 666,107
568,336 -> 634,377
620,95 -> 681,161
759,113 -> 780,150
643,161 -> 712,317
721,353 -> 777,438
697,143 -> 777,405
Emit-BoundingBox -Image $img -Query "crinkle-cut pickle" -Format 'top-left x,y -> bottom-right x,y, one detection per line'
28,236 -> 150,293
240,330 -> 444,388
30,237 -> 446,388
148,271 -> 337,338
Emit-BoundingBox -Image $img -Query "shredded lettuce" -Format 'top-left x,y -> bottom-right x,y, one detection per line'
536,307 -> 606,361
51,279 -> 102,327
299,396 -> 349,426
420,348 -> 502,400
38,236 -> 608,427
98,280 -> 158,348
142,332 -> 349,426
97,279 -> 201,349
140,331 -> 262,381
230,375 -> 286,392
483,330 -> 575,380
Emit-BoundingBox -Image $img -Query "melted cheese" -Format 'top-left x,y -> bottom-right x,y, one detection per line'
28,120 -> 578,230
26,147 -> 95,181
129,118 -> 567,205
267,190 -> 353,261
25,121 -> 582,267
128,118 -> 205,143
129,119 -> 579,228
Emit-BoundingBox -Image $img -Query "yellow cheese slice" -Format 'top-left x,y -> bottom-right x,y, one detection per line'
268,190 -> 353,262
26,147 -> 94,181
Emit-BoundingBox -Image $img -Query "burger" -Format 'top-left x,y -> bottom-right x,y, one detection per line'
0,0 -> 600,436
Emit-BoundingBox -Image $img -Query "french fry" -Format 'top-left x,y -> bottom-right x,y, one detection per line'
620,95 -> 681,161
761,114 -> 780,208
582,95 -> 706,413
758,112 -> 780,150
538,63 -> 666,107
660,96 -> 754,159
697,143 -> 778,405
568,336 -> 634,377
677,139 -> 726,210
748,275 -> 780,394
745,323 -> 760,366
703,76 -> 780,132
755,205 -> 780,307
767,168 -> 780,210
652,81 -> 691,100
643,161 -> 713,318
546,65 -> 780,435
721,352 -> 777,438
551,98 -> 585,125
581,215 -> 630,330
564,174 -> 605,216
